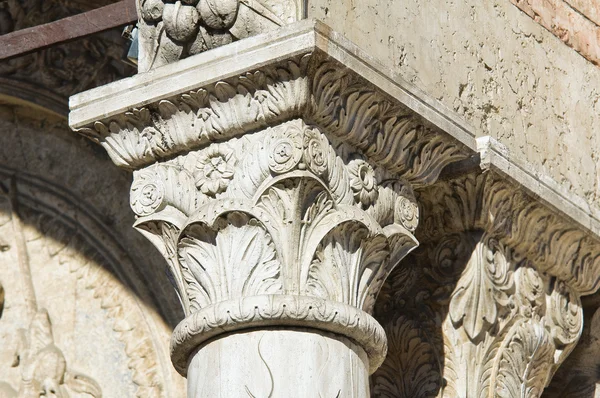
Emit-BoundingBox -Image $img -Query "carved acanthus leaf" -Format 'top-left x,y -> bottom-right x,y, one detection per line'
306,223 -> 389,310
122,118 -> 421,378
179,212 -> 283,311
419,172 -> 600,295
372,170 -> 592,398
77,52 -> 469,189
449,233 -> 513,341
492,320 -> 555,398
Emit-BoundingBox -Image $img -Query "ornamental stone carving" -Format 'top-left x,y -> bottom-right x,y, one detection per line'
133,118 -> 421,378
0,105 -> 186,398
2,309 -> 102,398
136,0 -> 305,71
372,171 -> 598,398
69,19 -> 600,398
70,21 -> 472,397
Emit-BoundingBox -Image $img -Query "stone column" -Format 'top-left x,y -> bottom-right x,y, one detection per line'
372,172 -> 596,398
69,21 -> 469,397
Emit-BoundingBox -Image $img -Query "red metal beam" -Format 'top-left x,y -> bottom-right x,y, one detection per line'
0,0 -> 137,61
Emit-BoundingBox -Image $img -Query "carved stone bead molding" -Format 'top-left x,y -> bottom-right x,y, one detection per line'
170,295 -> 387,374
371,171 -> 600,398
136,0 -> 305,71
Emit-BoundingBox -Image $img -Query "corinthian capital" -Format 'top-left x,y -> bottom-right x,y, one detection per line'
133,118 -> 426,374
373,172 -> 598,398
70,21 -> 471,396
70,18 -> 600,397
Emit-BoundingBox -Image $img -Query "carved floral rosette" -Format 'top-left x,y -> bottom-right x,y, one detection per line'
70,19 -> 600,396
73,42 -> 473,379
129,119 -> 424,375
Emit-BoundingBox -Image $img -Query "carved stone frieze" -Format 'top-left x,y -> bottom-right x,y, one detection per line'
371,171 -> 599,398
0,173 -> 181,398
77,52 -> 469,187
70,19 -> 600,398
418,172 -> 600,295
2,309 -> 102,398
0,103 -> 186,397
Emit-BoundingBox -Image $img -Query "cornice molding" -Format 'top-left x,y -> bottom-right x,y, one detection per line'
69,19 -> 477,153
71,20 -> 473,188
477,136 -> 600,237
69,21 -> 600,243
68,19 -> 600,395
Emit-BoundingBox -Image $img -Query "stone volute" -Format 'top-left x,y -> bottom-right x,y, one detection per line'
68,5 -> 600,397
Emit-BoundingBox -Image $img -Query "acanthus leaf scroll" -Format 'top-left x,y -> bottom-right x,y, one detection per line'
77,53 -> 469,187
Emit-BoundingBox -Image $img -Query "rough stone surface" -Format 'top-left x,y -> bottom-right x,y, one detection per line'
510,0 -> 600,65
308,0 -> 600,210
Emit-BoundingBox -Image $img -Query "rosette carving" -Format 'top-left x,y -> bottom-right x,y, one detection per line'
267,126 -> 303,174
69,19 -> 600,396
76,51 -> 469,185
303,126 -> 329,177
131,167 -> 166,216
394,185 -> 419,232
348,159 -> 378,208
131,163 -> 197,217
193,143 -> 236,196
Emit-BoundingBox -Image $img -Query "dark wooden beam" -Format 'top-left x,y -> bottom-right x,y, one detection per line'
0,0 -> 137,61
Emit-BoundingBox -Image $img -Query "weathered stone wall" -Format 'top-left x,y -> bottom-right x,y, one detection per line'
0,99 -> 186,397
510,0 -> 600,66
308,0 -> 600,208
